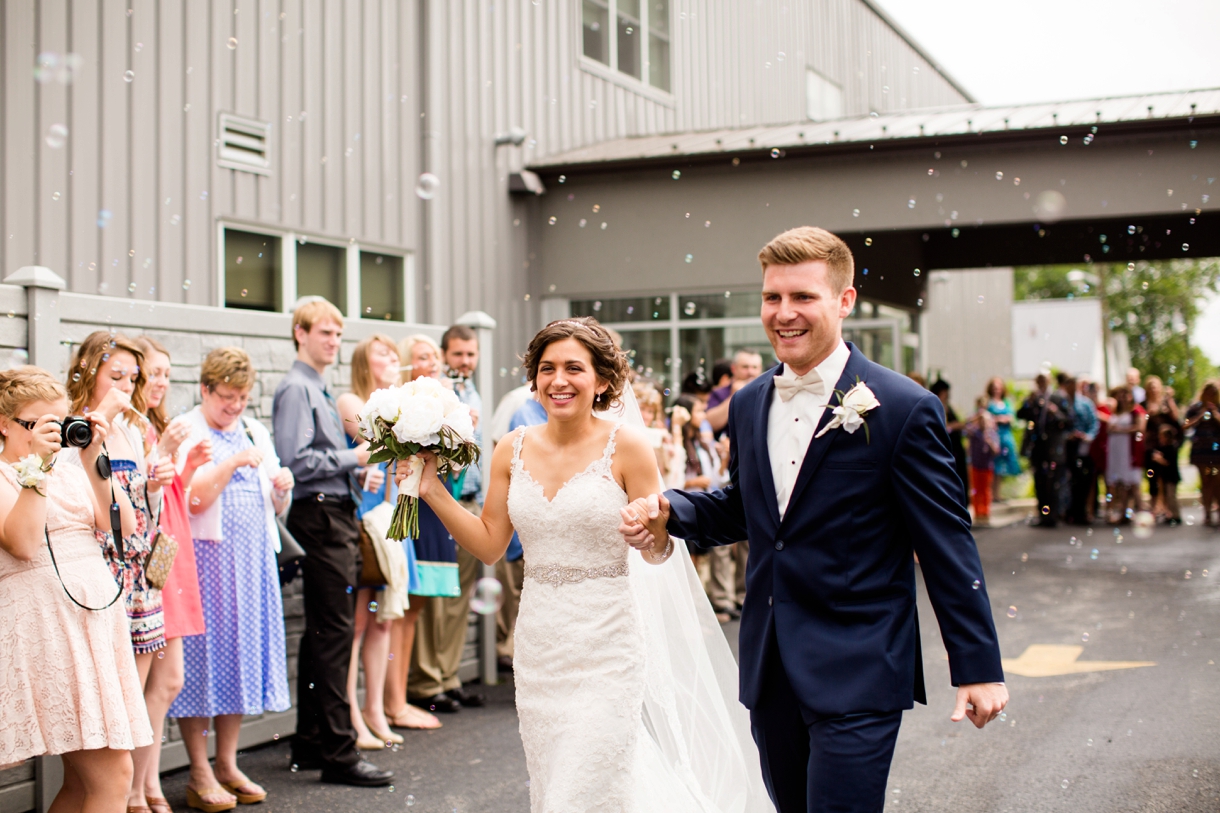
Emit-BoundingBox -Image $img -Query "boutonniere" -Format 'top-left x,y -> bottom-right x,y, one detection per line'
815,380 -> 880,442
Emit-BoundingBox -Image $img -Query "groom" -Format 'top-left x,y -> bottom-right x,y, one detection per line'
621,227 -> 1007,813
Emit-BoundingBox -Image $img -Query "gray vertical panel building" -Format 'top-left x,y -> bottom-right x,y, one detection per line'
3,0 -> 969,398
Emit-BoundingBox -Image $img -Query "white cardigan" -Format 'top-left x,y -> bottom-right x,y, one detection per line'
177,407 -> 286,550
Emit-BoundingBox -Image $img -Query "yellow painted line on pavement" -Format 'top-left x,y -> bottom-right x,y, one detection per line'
1001,644 -> 1156,678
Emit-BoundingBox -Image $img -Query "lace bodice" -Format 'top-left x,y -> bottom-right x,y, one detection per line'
0,460 -> 103,574
507,424 -> 630,575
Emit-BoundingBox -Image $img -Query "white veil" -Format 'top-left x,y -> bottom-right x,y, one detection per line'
601,387 -> 775,813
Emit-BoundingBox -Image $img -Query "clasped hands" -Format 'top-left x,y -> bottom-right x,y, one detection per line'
618,493 -> 672,553
616,493 -> 1009,729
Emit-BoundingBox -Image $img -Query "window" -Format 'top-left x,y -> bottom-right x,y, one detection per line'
570,290 -> 907,393
360,252 -> 404,321
296,243 -> 346,314
224,229 -> 280,311
582,0 -> 670,93
806,69 -> 844,122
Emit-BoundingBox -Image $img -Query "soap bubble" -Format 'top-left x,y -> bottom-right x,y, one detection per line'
995,171 -> 1003,180
684,254 -> 693,263
684,301 -> 697,315
368,601 -> 379,612
971,579 -> 980,590
1059,135 -> 1068,145
1007,606 -> 1017,618
97,209 -> 113,228
1132,511 -> 1154,538
124,69 -> 135,83
227,37 -> 238,49
470,577 -> 503,615
1081,632 -> 1089,642
46,123 -> 69,148
671,170 -> 681,180
415,172 -> 440,200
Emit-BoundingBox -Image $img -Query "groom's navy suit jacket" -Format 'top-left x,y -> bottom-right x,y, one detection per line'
666,343 -> 1004,715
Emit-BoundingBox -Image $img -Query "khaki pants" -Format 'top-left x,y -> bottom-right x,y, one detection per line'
708,545 -> 737,612
495,556 -> 525,659
409,499 -> 480,698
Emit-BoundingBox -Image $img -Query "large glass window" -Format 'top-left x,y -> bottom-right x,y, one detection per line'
582,0 -> 670,93
224,229 -> 280,311
571,290 -> 907,400
360,252 -> 404,321
647,0 -> 670,91
296,243 -> 346,313
583,0 -> 610,65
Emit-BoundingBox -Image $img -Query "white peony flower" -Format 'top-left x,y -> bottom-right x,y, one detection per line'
440,405 -> 475,443
392,397 -> 444,446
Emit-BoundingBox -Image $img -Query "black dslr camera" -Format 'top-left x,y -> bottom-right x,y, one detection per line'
60,416 -> 93,448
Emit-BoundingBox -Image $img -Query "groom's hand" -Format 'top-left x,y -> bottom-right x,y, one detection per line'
952,683 -> 1008,729
618,495 -> 671,551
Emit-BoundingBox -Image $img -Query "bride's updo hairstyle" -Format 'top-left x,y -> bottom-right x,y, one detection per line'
522,317 -> 630,413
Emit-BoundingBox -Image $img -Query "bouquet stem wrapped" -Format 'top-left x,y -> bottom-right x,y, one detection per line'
357,378 -> 481,541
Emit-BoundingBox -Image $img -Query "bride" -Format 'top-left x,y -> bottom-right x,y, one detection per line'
401,317 -> 772,813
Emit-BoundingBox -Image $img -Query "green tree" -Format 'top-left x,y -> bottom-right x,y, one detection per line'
1013,259 -> 1220,397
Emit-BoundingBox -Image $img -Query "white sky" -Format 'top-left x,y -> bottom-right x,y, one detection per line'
875,0 -> 1220,362
874,0 -> 1220,106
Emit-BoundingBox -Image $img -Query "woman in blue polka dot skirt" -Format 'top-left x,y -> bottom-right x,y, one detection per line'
169,349 -> 293,811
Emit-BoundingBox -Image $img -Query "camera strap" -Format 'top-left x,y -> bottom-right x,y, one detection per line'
45,443 -> 124,611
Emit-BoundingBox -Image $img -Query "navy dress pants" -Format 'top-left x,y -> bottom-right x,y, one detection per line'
750,660 -> 903,813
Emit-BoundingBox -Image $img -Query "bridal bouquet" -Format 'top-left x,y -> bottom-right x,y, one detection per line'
357,376 -> 480,540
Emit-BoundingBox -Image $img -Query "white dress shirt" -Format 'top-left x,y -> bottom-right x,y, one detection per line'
767,341 -> 851,519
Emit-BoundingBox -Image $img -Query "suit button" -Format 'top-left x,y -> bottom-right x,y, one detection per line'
775,540 -> 785,551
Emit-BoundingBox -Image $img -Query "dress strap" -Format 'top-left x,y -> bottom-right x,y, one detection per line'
511,426 -> 527,470
599,423 -> 621,469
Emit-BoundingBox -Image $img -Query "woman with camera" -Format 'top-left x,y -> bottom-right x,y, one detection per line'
65,331 -> 177,663
168,348 -> 293,811
0,366 -> 150,811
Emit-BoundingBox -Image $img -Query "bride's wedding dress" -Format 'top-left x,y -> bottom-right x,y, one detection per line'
507,424 -> 772,813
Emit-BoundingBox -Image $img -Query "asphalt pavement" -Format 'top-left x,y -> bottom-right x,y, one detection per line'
160,506 -> 1220,812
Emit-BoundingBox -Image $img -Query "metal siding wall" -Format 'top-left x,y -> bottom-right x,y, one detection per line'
5,0 -> 968,397
415,0 -> 972,389
5,0 -> 422,312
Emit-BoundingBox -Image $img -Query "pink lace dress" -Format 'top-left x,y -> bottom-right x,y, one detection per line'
0,461 -> 152,764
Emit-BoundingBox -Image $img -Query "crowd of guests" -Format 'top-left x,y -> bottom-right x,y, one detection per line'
0,298 -> 504,811
931,366 -> 1220,529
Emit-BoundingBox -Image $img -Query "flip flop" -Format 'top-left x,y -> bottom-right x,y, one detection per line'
219,781 -> 267,805
185,786 -> 236,812
388,705 -> 442,730
146,797 -> 172,813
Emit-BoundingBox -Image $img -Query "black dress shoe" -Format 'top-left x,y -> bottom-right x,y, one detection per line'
497,655 -> 514,674
448,686 -> 485,708
409,693 -> 462,713
320,759 -> 393,787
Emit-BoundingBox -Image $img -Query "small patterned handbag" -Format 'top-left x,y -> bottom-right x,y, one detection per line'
143,484 -> 178,590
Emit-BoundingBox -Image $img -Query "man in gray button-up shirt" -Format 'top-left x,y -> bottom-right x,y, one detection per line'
273,298 -> 392,787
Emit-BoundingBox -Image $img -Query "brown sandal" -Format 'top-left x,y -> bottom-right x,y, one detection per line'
146,798 -> 172,813
220,781 -> 267,805
185,786 -> 236,812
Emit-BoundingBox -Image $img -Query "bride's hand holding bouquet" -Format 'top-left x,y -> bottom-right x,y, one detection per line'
356,376 -> 480,540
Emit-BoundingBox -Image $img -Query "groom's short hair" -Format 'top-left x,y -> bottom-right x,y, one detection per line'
758,227 -> 854,293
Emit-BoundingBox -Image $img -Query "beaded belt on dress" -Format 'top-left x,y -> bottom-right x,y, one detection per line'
525,562 -> 629,586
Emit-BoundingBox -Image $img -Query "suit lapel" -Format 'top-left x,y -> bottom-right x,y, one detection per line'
780,344 -> 871,526
752,367 -> 783,531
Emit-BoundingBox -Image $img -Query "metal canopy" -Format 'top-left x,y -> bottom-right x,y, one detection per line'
530,88 -> 1220,171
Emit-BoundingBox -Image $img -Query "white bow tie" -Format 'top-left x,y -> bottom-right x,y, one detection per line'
774,373 -> 826,402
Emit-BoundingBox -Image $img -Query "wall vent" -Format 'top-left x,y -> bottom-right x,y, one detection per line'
217,113 -> 271,175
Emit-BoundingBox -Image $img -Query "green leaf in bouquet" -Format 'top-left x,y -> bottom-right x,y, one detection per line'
367,448 -> 397,465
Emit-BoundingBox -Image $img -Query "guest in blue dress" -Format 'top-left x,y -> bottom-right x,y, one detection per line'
986,377 -> 1022,500
169,348 -> 293,810
336,335 -> 431,743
